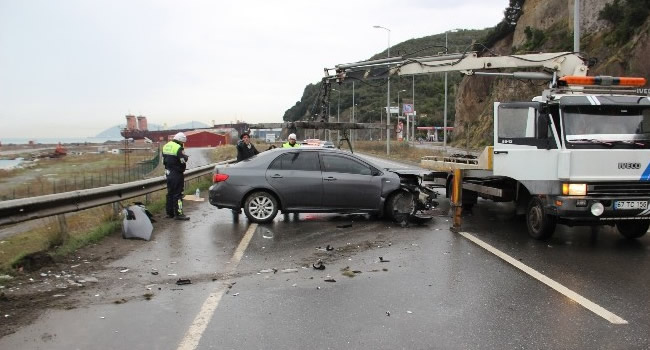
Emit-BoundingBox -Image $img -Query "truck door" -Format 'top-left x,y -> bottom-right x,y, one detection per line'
493,102 -> 560,181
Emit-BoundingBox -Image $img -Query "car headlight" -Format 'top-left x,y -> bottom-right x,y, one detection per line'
562,183 -> 586,196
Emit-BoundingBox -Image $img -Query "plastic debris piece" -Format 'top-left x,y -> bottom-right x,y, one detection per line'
324,279 -> 336,282
259,269 -> 274,274
312,261 -> 325,270
119,269 -> 129,273
53,294 -> 65,297
40,273 -> 48,277
386,311 -> 390,317
316,286 -> 321,290
379,257 -> 390,263
292,284 -> 297,287
176,279 -> 192,285
232,293 -> 239,296
326,244 -> 334,251
281,268 -> 298,273
100,317 -> 105,319
337,224 -> 353,228
151,271 -> 159,275
167,273 -> 178,276
407,311 -> 413,314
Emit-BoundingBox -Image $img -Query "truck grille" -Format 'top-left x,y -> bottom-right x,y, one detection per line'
588,182 -> 650,196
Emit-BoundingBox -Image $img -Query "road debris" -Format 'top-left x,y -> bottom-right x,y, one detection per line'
119,269 -> 129,273
176,279 -> 192,285
337,224 -> 353,228
386,311 -> 390,316
326,244 -> 334,251
379,257 -> 390,263
167,273 -> 178,277
407,311 -> 413,314
324,278 -> 336,282
312,261 -> 325,270
281,268 -> 298,273
232,293 -> 239,296
259,269 -> 275,274
151,271 -> 159,275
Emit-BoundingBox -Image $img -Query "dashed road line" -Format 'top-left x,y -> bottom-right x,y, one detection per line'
177,223 -> 258,350
458,231 -> 628,325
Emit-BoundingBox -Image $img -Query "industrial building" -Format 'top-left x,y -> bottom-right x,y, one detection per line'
181,130 -> 228,148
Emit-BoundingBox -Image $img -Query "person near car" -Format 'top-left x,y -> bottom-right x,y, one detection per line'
163,132 -> 190,221
282,133 -> 301,148
236,131 -> 259,162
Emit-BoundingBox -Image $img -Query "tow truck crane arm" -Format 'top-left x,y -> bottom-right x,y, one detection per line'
313,51 -> 589,122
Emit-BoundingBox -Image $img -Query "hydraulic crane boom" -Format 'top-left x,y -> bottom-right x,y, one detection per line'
313,51 -> 589,121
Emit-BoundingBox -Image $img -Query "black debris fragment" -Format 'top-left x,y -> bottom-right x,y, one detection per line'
326,245 -> 334,251
386,311 -> 390,317
379,257 -> 390,263
176,279 -> 192,285
151,271 -> 159,275
312,261 -> 325,270
324,279 -> 336,282
336,224 -> 353,228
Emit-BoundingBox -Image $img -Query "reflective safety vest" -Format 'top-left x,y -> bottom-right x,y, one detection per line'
162,141 -> 181,156
282,142 -> 301,148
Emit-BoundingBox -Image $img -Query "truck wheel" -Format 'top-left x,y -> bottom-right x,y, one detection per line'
244,191 -> 278,223
526,197 -> 556,240
616,221 -> 649,239
386,190 -> 414,223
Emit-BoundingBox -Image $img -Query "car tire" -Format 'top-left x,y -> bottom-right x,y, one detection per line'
386,190 -> 414,223
526,196 -> 556,240
616,221 -> 649,239
244,191 -> 278,224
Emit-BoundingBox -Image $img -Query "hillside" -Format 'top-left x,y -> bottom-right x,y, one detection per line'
284,0 -> 650,147
282,28 -> 493,131
455,0 -> 650,148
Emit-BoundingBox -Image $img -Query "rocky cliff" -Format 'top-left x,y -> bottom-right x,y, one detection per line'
454,0 -> 650,148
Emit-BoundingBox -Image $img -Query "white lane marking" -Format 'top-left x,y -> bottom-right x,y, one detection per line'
458,231 -> 628,325
177,223 -> 258,350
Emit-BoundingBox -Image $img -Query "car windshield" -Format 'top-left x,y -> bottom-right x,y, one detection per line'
563,105 -> 650,143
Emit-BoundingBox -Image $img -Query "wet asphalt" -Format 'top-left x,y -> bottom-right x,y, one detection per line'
0,151 -> 649,349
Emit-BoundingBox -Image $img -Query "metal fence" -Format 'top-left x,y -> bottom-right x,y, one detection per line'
1,153 -> 161,201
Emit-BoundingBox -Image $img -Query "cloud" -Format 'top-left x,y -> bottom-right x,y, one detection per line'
0,0 -> 509,137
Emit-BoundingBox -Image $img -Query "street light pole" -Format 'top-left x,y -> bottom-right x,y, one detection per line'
444,31 -> 448,150
352,81 -> 355,144
374,25 -> 391,155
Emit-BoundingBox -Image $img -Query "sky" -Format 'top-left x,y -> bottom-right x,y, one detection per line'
0,0 -> 509,138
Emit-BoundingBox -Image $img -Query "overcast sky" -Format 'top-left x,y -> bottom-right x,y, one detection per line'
0,0 -> 508,138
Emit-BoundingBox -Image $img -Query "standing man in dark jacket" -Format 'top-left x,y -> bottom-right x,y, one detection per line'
163,132 -> 190,220
236,131 -> 259,162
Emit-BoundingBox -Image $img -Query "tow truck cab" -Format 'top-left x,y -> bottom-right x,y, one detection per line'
493,77 -> 650,239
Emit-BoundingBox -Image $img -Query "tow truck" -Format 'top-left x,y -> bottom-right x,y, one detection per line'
321,51 -> 650,239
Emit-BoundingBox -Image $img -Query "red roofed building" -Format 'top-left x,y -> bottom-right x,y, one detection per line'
182,130 -> 228,148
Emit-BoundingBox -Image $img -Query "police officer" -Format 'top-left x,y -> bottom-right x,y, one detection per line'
163,132 -> 190,220
282,133 -> 301,148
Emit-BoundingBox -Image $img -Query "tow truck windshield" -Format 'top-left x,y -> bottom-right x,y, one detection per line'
563,105 -> 650,148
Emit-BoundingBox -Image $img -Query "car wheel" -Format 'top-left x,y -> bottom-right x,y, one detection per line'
616,221 -> 649,239
244,191 -> 278,223
386,190 -> 414,223
526,196 -> 556,240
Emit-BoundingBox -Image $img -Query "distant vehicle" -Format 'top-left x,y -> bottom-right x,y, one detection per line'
208,148 -> 438,223
321,141 -> 335,148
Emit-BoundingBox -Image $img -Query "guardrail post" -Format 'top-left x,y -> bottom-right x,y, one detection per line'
57,214 -> 69,242
112,202 -> 121,219
450,169 -> 463,232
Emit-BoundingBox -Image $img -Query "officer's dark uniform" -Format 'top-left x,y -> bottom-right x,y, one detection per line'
163,140 -> 189,220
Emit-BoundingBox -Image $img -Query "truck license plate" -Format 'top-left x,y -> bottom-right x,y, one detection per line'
614,201 -> 648,210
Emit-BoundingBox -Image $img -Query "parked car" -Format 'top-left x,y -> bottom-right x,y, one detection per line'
208,148 -> 437,223
320,141 -> 335,148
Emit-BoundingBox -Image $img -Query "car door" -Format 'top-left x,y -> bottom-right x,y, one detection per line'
265,151 -> 323,209
320,153 -> 382,210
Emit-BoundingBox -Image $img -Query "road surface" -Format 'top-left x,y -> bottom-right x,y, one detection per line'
0,153 -> 648,349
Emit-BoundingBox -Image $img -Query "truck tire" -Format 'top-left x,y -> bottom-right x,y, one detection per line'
386,190 -> 414,223
616,221 -> 649,239
244,191 -> 278,224
526,196 -> 556,240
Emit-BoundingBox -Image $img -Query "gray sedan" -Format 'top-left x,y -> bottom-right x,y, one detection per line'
208,148 -> 406,223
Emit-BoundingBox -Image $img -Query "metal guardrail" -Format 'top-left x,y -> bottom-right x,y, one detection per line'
0,160 -> 235,227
